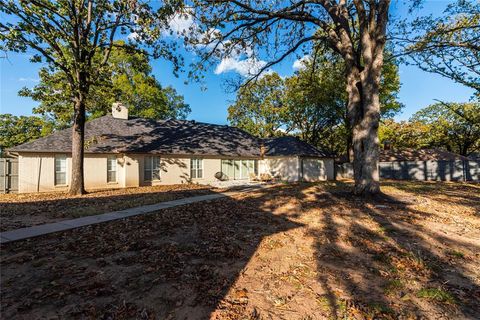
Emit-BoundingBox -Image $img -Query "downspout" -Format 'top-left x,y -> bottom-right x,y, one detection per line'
300,157 -> 304,182
297,156 -> 303,182
3,158 -> 6,194
37,157 -> 42,192
260,141 -> 266,180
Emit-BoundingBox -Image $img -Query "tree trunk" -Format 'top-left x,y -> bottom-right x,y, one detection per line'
345,117 -> 354,163
346,65 -> 382,196
69,94 -> 86,195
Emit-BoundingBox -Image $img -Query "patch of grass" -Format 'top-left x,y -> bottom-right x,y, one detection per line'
417,288 -> 456,304
373,253 -> 390,263
316,295 -> 331,311
377,226 -> 386,234
366,302 -> 396,317
383,279 -> 404,296
446,250 -> 465,259
404,251 -> 429,271
377,224 -> 397,234
315,295 -> 347,316
336,299 -> 347,313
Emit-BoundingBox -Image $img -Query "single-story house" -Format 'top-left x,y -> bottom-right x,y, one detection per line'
8,104 -> 334,193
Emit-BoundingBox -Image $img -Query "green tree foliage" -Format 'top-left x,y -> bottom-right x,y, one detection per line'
0,0 -> 180,194
283,56 -> 346,155
411,102 -> 480,156
398,0 -> 480,95
378,119 -> 431,150
228,48 -> 403,157
379,102 -> 480,156
227,73 -> 287,138
19,44 -> 190,129
0,114 -> 53,150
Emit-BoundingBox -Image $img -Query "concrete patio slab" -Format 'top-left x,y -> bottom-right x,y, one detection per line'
0,186 -> 265,244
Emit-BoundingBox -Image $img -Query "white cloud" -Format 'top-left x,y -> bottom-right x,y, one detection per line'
127,32 -> 140,41
163,12 -> 196,37
214,56 -> 268,77
292,55 -> 311,70
163,11 -> 269,78
18,77 -> 39,82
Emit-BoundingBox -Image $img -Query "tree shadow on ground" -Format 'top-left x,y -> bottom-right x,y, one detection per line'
311,187 -> 480,319
0,190 -> 302,319
381,179 -> 480,211
1,182 -> 479,319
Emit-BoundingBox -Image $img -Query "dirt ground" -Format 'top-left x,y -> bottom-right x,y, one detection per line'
1,181 -> 479,319
0,184 -> 213,231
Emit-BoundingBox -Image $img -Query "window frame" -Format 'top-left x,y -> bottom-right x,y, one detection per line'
54,154 -> 67,186
190,158 -> 204,179
107,155 -> 117,183
144,156 -> 161,181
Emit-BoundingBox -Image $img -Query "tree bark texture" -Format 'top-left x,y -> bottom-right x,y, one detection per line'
345,46 -> 384,195
69,90 -> 87,195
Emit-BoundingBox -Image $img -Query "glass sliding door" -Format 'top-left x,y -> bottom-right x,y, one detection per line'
221,159 -> 258,180
221,160 -> 234,180
234,160 -> 242,180
241,160 -> 249,179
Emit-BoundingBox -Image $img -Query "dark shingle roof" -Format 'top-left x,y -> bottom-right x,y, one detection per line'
10,116 -> 262,157
380,149 -> 468,161
263,136 -> 329,158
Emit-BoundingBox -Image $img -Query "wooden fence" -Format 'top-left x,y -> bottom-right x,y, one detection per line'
336,160 -> 480,182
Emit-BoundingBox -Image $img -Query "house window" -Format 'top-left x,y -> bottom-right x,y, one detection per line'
55,155 -> 67,185
107,156 -> 117,183
190,158 -> 203,179
144,156 -> 161,181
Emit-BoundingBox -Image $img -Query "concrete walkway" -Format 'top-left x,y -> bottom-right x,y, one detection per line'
0,187 -> 260,244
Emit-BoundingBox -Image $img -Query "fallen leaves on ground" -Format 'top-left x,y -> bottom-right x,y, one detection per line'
0,184 -> 213,231
1,181 -> 479,319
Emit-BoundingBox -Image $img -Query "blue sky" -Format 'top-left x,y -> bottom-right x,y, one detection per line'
0,1 -> 475,125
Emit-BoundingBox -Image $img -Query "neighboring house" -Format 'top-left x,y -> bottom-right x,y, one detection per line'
8,104 -> 334,193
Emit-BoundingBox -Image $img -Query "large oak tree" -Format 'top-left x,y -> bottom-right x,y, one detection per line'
0,0 -> 179,194
190,0 -> 392,195
19,43 -> 190,130
228,46 -> 402,158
